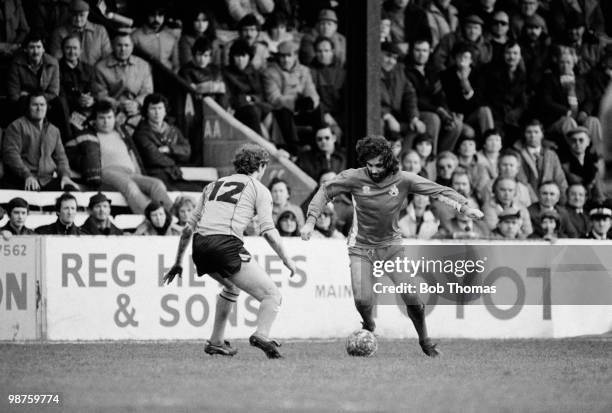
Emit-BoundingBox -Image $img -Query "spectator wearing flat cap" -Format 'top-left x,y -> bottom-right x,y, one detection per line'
299,9 -> 346,66
263,40 -> 321,153
491,206 -> 526,240
49,0 -> 111,66
0,197 -> 35,240
224,14 -> 269,70
380,41 -> 426,143
80,192 -> 123,235
36,192 -> 83,235
562,127 -> 604,203
518,14 -> 551,92
432,14 -> 493,72
584,200 -> 612,239
538,45 -> 602,160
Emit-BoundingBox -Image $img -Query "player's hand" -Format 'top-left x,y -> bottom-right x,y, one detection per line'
283,258 -> 297,277
463,207 -> 484,220
300,222 -> 315,241
163,264 -> 183,285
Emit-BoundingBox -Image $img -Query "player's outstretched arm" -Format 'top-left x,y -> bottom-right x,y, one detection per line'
163,225 -> 193,285
461,205 -> 484,220
262,228 -> 297,277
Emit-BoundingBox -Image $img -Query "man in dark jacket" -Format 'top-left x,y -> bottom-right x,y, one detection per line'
133,93 -> 199,191
297,126 -> 346,180
36,192 -> 83,235
80,192 -> 123,235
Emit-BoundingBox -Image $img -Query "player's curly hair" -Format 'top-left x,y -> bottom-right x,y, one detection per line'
356,135 -> 399,175
233,144 -> 270,175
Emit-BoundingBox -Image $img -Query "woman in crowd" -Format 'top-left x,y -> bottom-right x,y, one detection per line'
178,7 -> 221,67
276,210 -> 300,237
269,178 -> 305,228
311,204 -> 345,239
134,202 -> 181,236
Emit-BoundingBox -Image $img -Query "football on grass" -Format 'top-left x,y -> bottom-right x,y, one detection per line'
346,329 -> 377,357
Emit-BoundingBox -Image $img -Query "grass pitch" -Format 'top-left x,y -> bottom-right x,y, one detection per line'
1,338 -> 611,413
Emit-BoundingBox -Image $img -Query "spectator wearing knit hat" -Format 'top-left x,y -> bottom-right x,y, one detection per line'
80,192 -> 123,235
299,9 -> 346,66
0,197 -> 34,239
49,0 -> 111,66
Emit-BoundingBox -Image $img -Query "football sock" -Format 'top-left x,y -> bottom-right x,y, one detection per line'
406,304 -> 428,341
254,294 -> 281,339
355,301 -> 376,332
210,291 -> 238,345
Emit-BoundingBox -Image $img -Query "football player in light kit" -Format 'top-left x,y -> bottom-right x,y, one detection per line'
301,136 -> 484,356
164,145 -> 296,359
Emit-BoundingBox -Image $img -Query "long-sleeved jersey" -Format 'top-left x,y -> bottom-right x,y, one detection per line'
187,173 -> 275,240
306,168 -> 468,247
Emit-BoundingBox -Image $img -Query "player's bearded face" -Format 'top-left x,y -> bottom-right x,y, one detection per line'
366,156 -> 387,182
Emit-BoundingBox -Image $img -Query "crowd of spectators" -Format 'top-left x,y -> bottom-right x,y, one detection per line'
1,0 -> 612,240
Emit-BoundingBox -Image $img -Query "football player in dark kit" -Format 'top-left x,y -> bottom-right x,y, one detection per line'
302,136 -> 484,356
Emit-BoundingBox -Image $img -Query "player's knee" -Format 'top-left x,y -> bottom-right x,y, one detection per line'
219,286 -> 240,303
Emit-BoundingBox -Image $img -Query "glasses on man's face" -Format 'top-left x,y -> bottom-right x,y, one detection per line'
316,135 -> 333,142
493,20 -> 509,26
